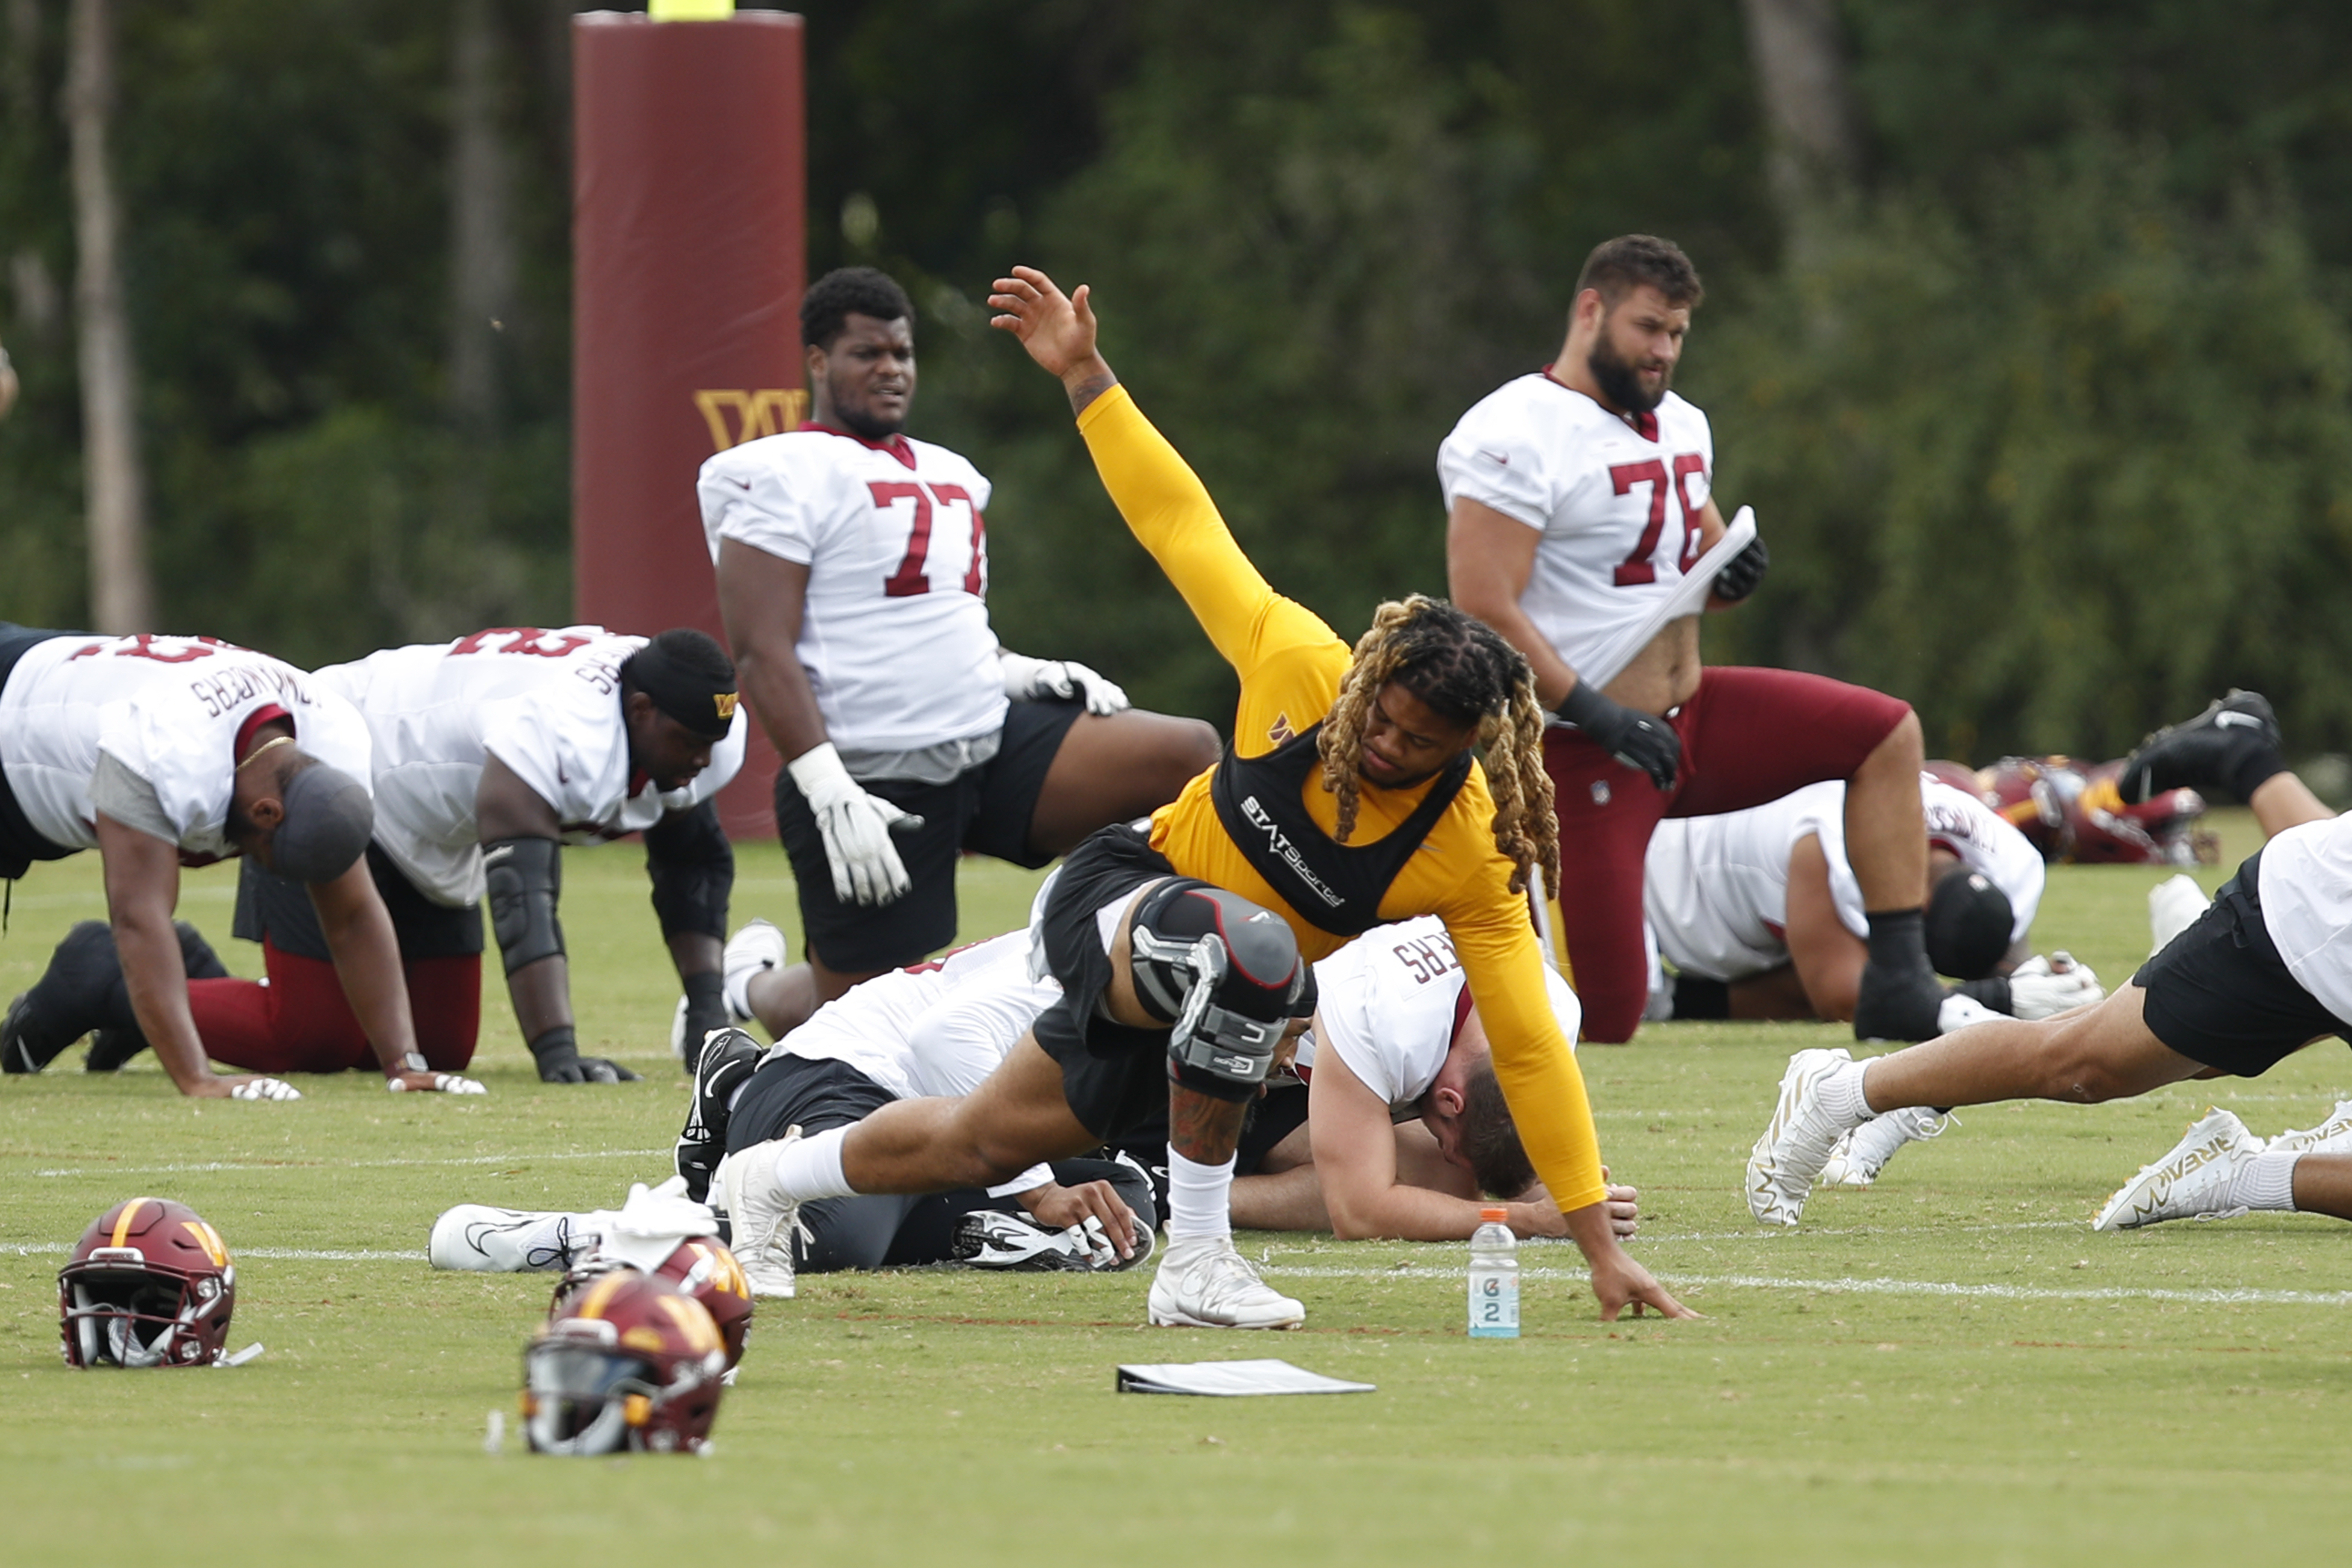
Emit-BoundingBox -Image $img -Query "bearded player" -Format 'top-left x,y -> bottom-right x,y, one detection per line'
711,266 -> 1687,1330
1444,234 -> 1945,1045
0,626 -> 450,1099
167,626 -> 745,1086
701,268 -> 1219,1038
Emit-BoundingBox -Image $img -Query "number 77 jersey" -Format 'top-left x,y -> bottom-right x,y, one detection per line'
699,422 -> 1007,757
1436,373 -> 1715,680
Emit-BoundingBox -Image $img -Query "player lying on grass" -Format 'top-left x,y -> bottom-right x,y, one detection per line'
18,628 -> 741,1086
1746,689 -> 2346,1226
703,266 -> 1218,1040
712,266 -> 1688,1329
0,625 -> 451,1100
1443,234 -> 1948,1045
442,930 -> 1158,1279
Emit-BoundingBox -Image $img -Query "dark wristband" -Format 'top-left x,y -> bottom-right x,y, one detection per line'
527,1025 -> 579,1069
1553,680 -> 1616,730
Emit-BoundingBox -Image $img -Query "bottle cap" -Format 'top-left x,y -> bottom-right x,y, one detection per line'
1479,1205 -> 1508,1222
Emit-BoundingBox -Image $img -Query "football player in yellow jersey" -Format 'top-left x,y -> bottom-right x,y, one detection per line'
711,267 -> 1690,1329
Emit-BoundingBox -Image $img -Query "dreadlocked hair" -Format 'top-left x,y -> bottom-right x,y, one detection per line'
1317,595 -> 1560,898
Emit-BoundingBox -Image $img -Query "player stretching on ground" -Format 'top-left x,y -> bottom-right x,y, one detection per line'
0,626 -> 444,1099
1444,235 -> 1945,1044
197,626 -> 743,1085
702,268 -> 1218,1037
712,266 -> 1689,1329
1746,689 -> 2352,1227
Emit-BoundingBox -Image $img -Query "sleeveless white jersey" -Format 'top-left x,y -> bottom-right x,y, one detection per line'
765,930 -> 1055,1099
1300,916 -> 1580,1114
313,627 -> 748,907
1646,776 -> 2045,982
2256,815 -> 2352,1026
700,425 -> 1008,754
0,633 -> 371,861
1438,374 -> 1716,680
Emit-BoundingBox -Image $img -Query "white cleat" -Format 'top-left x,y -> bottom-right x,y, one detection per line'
723,919 -> 788,1025
2148,875 -> 2209,957
428,1205 -> 588,1272
713,1129 -> 802,1299
1746,1048 -> 1862,1227
1817,1105 -> 1956,1188
1146,1236 -> 1303,1329
2267,1098 -> 2352,1156
2093,1108 -> 2259,1231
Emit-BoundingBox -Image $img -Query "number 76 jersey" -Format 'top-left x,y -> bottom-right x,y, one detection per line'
700,424 -> 1007,756
1437,374 -> 1715,681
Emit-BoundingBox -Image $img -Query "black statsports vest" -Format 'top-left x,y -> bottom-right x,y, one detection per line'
1208,721 -> 1471,938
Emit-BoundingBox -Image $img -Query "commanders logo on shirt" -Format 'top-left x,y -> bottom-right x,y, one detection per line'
1267,712 -> 1296,747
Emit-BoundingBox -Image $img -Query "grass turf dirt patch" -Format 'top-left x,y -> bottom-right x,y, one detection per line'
4,814 -> 2349,1565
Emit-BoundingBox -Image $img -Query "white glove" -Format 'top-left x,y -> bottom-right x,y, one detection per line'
1936,992 -> 2001,1035
388,1072 -> 487,1095
230,1077 -> 302,1102
2007,952 -> 2104,1020
999,650 -> 1129,716
787,741 -> 921,906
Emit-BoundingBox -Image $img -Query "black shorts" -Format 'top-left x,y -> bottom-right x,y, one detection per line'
1030,823 -> 1184,1142
723,1051 -> 1157,1269
775,698 -> 1088,973
0,623 -> 80,881
2134,848 -> 2352,1076
233,843 -> 484,963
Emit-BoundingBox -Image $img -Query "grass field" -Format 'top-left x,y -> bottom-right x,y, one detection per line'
6,810 -> 2349,1566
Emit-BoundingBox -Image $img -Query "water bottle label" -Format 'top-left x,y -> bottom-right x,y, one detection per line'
1468,1270 -> 1519,1338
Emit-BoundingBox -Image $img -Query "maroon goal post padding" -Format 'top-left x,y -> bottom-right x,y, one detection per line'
572,10 -> 806,841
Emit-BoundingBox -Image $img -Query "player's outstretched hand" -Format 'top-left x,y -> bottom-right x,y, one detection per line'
987,266 -> 1105,381
538,1053 -> 639,1085
387,1069 -> 488,1095
1565,1199 -> 1697,1319
213,1075 -> 301,1102
787,741 -> 921,907
1000,651 -> 1130,716
1019,1178 -> 1140,1262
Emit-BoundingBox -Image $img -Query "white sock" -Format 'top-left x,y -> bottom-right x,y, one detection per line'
770,1126 -> 855,1202
1164,1145 -> 1236,1243
722,968 -> 758,1022
2231,1148 -> 2302,1212
1823,1059 -> 1876,1127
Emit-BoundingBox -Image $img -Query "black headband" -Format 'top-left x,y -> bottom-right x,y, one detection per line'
624,642 -> 739,740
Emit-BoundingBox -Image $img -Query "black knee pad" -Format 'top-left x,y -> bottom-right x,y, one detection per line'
1126,880 -> 1306,1100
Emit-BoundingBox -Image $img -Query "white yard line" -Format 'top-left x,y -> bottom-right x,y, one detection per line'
1255,1261 -> 2352,1307
21,1147 -> 668,1179
5,1243 -> 427,1260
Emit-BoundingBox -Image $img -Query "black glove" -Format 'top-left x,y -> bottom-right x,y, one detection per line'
529,1025 -> 641,1085
1556,681 -> 1681,792
679,972 -> 730,1074
1711,535 -> 1769,602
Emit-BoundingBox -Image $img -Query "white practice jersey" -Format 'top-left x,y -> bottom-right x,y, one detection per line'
1438,374 -> 1716,680
1646,776 -> 2045,983
1299,916 -> 1580,1115
2257,815 -> 2352,1026
313,627 -> 747,907
766,929 -> 1057,1100
700,426 -> 1008,755
0,633 -> 371,860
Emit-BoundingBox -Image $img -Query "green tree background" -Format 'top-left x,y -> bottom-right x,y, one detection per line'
5,0 -> 2350,761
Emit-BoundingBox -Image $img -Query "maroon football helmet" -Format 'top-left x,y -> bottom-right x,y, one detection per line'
1965,755 -> 2217,867
525,1272 -> 728,1456
549,1234 -> 753,1370
58,1197 -> 237,1368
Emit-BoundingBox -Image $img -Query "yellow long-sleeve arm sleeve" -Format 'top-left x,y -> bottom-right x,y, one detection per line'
1076,384 -> 1337,682
1438,850 -> 1608,1214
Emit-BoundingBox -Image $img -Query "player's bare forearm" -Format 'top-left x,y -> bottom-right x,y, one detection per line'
506,955 -> 574,1045
987,266 -> 1118,415
1446,498 -> 1577,706
715,539 -> 830,761
96,817 -> 217,1095
1229,1165 -> 1333,1231
310,863 -> 423,1075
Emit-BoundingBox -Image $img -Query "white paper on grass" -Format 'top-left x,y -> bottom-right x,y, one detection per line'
1115,1358 -> 1376,1397
1566,505 -> 1758,697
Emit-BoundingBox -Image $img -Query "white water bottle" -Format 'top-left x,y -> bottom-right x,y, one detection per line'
1467,1205 -> 1518,1338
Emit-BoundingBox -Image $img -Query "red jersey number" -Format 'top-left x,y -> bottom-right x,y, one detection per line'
874,481 -> 986,599
1610,455 -> 1708,587
451,628 -> 594,659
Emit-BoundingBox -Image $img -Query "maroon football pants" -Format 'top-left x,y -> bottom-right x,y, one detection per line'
187,940 -> 482,1074
1548,666 -> 1913,1042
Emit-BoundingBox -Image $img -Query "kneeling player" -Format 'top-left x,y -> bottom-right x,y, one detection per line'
1746,690 -> 2344,1227
175,627 -> 743,1085
0,626 -> 448,1098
